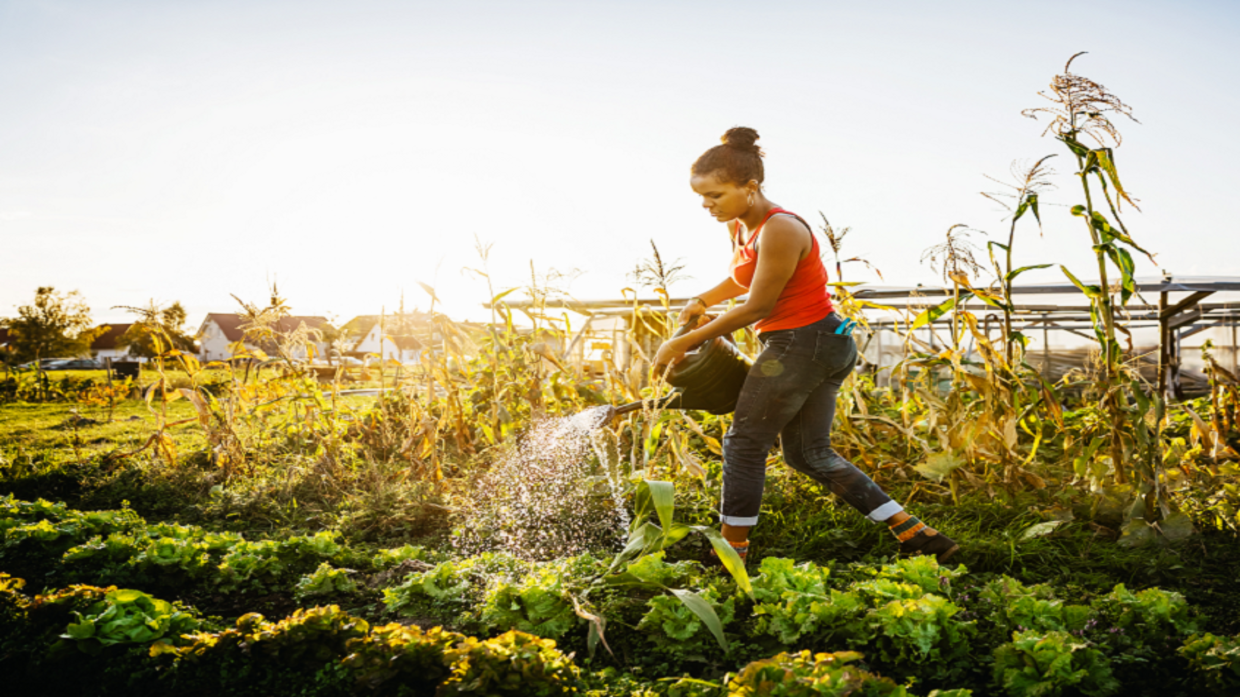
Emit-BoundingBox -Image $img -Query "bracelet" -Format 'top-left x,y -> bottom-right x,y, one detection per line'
689,297 -> 708,309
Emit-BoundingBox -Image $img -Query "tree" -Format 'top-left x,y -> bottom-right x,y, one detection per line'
7,287 -> 99,363
116,301 -> 196,359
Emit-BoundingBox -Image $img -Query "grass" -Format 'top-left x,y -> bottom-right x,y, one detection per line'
0,400 -> 201,453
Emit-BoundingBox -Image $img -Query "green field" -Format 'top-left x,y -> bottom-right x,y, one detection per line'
4,350 -> 1240,697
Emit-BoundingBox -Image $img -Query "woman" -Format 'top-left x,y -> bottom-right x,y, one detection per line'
653,127 -> 958,564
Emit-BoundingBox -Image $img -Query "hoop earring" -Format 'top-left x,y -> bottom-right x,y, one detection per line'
747,192 -> 756,208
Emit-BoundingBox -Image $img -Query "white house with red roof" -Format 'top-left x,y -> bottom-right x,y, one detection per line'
196,313 -> 331,362
90,323 -> 138,362
351,322 -> 425,364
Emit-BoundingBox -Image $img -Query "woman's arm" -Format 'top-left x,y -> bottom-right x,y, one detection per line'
655,217 -> 808,368
676,276 -> 747,326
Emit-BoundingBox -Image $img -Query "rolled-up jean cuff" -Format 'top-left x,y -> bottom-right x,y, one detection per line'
866,501 -> 904,523
720,514 -> 760,527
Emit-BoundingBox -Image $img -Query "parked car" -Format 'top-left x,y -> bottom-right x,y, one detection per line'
15,358 -> 73,370
46,359 -> 104,370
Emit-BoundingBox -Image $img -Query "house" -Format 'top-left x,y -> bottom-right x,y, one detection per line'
339,313 -> 434,364
90,323 -> 137,363
351,322 -> 425,363
338,312 -> 431,343
197,313 -> 331,362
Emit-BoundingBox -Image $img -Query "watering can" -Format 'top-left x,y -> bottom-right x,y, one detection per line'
606,321 -> 752,419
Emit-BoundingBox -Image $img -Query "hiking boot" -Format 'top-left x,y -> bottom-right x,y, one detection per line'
899,528 -> 960,564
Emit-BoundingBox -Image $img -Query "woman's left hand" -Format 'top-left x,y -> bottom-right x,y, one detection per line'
653,335 -> 692,372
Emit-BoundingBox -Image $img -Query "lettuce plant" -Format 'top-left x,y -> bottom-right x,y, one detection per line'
60,588 -> 198,655
992,630 -> 1119,697
749,557 -> 863,645
293,562 -> 358,601
343,622 -> 464,691
440,630 -> 581,696
638,584 -> 736,657
854,555 -> 967,597
478,554 -> 603,639
1178,633 -> 1240,693
728,650 -> 912,696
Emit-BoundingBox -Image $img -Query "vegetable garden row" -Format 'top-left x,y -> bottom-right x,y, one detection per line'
4,494 -> 1240,695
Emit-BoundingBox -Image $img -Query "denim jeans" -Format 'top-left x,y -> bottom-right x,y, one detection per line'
720,313 -> 903,526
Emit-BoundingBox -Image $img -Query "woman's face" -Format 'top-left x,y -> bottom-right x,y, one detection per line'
690,172 -> 757,223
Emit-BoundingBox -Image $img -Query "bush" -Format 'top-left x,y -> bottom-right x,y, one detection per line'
0,572 -> 28,627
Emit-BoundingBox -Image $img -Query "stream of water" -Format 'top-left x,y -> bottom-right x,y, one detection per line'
452,406 -> 630,560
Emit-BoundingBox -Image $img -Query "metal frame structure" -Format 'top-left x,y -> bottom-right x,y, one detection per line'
495,276 -> 1240,399
851,276 -> 1240,397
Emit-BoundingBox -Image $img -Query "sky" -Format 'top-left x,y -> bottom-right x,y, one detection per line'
1,0 -> 1238,330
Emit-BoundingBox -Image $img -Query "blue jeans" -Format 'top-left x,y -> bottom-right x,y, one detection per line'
720,313 -> 903,526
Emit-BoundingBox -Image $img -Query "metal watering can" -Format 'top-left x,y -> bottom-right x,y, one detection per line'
606,322 -> 752,419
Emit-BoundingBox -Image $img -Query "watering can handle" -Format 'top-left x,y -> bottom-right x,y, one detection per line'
671,317 -> 734,349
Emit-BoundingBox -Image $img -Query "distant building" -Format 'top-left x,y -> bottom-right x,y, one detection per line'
351,322 -> 425,363
336,312 -> 435,364
196,313 -> 331,362
90,323 -> 138,363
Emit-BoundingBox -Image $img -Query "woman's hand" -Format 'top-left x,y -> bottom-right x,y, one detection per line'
654,335 -> 694,372
677,300 -> 706,326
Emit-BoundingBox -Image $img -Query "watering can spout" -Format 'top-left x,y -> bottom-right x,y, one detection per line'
599,323 -> 753,423
612,393 -> 681,416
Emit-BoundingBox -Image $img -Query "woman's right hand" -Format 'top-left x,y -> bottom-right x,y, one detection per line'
678,300 -> 706,326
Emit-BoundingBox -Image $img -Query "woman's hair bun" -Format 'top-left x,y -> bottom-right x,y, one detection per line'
691,126 -> 765,184
722,127 -> 762,154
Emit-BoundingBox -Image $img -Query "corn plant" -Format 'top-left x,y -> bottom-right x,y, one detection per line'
981,156 -> 1057,363
1024,53 -> 1160,491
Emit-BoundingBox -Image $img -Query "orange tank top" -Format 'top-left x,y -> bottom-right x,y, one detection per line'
729,207 -> 834,333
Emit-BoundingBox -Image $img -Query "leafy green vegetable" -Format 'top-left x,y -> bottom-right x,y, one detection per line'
1179,633 -> 1240,693
479,555 -> 603,639
440,630 -> 581,696
293,562 -> 357,600
728,650 -> 913,696
993,630 -> 1119,697
59,588 -> 198,655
